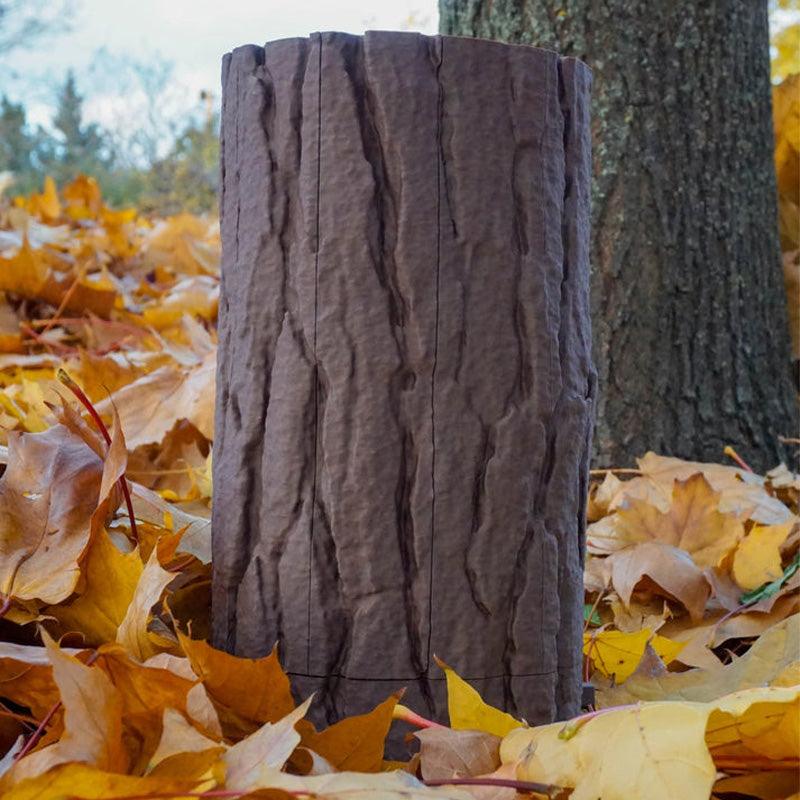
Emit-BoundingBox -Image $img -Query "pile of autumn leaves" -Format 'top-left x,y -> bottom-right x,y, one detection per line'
0,174 -> 797,800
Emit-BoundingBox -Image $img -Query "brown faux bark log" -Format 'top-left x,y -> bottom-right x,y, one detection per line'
212,31 -> 594,739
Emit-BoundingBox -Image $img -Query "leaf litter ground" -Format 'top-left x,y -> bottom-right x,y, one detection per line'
0,177 -> 797,800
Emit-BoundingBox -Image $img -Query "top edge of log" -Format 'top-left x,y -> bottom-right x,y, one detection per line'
222,29 -> 591,72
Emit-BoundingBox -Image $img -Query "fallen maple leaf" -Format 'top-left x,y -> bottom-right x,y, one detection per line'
94,351 -> 215,448
583,627 -> 685,683
436,657 -> 521,738
0,424 -> 104,608
502,701 -> 716,800
415,728 -> 502,782
732,521 -> 796,591
301,690 -> 402,773
115,547 -> 176,660
45,528 -> 142,646
606,540 -> 712,621
594,614 -> 800,706
177,630 -> 296,738
222,698 -> 310,792
0,632 -> 126,791
1,761 -> 212,800
248,766 -> 475,799
147,706 -> 223,771
706,685 -> 800,772
624,452 -> 794,525
613,473 -> 744,568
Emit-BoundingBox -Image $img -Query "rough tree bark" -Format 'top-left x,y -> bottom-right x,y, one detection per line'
212,31 -> 594,735
440,0 -> 798,470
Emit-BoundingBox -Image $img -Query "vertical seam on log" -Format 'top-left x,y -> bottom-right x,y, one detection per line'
426,35 -> 443,672
307,32 -> 322,675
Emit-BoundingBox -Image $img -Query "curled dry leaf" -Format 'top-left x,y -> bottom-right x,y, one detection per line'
115,548 -> 176,661
607,540 -> 712,621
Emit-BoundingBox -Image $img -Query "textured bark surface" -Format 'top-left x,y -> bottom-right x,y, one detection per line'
440,0 -> 798,471
213,32 -> 594,736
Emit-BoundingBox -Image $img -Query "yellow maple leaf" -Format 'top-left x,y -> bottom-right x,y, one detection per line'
583,627 -> 686,683
0,237 -> 48,298
1,762 -> 212,800
707,685 -> 800,768
502,702 -> 716,800
732,521 -> 796,591
436,656 -> 521,737
26,176 -> 61,221
47,528 -> 143,646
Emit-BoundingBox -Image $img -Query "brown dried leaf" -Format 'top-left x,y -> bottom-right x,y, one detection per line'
607,541 -> 712,621
623,452 -> 794,525
0,632 -> 126,791
0,425 -> 103,606
301,691 -> 402,773
177,631 -> 295,739
94,352 -> 215,449
615,473 -> 744,568
415,728 -> 501,782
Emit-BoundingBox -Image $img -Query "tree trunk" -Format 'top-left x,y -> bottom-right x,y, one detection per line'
440,0 -> 798,471
212,31 -> 594,740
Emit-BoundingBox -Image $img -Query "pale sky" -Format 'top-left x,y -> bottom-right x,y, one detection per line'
1,0 -> 439,132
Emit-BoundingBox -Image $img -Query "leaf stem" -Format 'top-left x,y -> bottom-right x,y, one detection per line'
57,369 -> 138,544
425,776 -> 567,797
588,468 -> 642,476
723,445 -> 754,473
392,703 -> 447,729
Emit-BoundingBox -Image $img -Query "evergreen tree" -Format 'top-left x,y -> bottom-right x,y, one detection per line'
43,71 -> 113,183
0,96 -> 31,173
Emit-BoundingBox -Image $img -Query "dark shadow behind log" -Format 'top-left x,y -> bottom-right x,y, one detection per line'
212,31 -> 595,743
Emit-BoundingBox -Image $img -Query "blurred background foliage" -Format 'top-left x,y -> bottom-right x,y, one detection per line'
0,0 -> 797,215
0,0 -> 219,214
